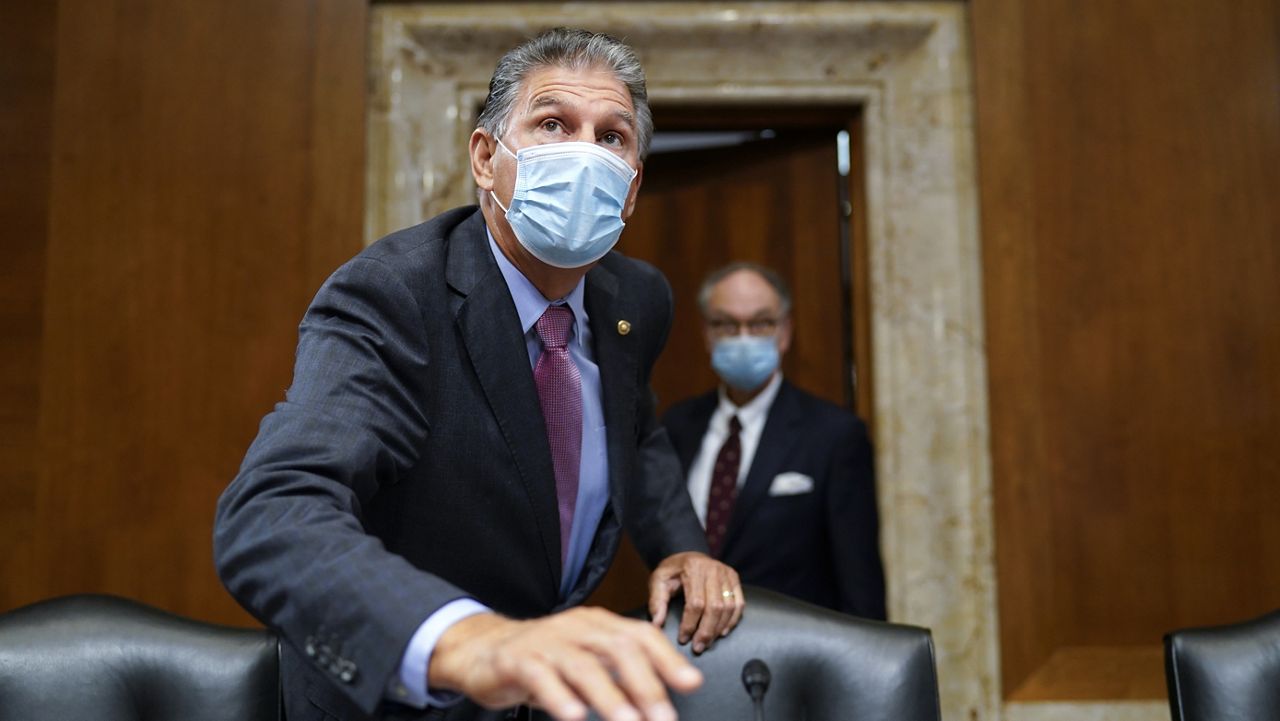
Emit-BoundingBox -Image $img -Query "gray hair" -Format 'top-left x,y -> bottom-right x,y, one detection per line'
697,262 -> 794,317
476,27 -> 654,159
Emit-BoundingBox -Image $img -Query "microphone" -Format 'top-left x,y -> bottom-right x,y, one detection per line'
741,658 -> 771,721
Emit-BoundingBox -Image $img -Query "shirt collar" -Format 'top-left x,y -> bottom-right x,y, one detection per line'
487,228 -> 588,346
716,372 -> 783,428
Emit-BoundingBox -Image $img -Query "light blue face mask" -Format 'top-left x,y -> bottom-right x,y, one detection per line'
711,335 -> 780,392
491,139 -> 638,269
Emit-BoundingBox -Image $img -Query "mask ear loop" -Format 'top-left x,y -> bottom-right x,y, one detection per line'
489,136 -> 517,213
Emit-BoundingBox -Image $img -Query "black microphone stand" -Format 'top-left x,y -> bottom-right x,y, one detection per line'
741,658 -> 771,721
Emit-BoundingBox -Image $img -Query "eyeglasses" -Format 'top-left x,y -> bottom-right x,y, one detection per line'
706,317 -> 780,339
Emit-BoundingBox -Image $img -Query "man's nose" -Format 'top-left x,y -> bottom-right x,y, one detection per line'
570,126 -> 598,144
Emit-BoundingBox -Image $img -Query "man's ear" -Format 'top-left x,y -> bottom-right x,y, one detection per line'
703,322 -> 718,355
777,316 -> 794,356
622,161 -> 644,219
469,129 -> 497,191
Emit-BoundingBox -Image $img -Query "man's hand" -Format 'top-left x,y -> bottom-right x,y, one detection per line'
648,552 -> 744,655
429,607 -> 702,721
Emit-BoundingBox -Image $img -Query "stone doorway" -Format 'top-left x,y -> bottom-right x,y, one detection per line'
367,4 -> 994,718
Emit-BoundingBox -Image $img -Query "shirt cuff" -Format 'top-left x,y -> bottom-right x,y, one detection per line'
385,598 -> 491,708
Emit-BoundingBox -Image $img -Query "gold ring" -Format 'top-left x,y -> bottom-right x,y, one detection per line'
722,590 -> 735,599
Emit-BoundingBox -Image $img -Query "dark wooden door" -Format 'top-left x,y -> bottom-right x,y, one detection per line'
589,107 -> 871,611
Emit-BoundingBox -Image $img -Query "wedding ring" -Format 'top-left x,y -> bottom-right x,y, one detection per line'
722,589 -> 736,599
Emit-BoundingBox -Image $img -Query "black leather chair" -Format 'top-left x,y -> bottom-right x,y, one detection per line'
0,594 -> 279,721
611,587 -> 941,721
1164,608 -> 1280,721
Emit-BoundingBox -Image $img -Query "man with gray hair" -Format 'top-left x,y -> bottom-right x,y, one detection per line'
663,262 -> 886,620
214,28 -> 741,721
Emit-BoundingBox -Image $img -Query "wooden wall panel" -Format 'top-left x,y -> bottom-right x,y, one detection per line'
0,0 -> 57,615
973,0 -> 1280,700
1,0 -> 367,625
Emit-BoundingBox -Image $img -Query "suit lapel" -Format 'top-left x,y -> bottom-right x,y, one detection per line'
446,213 -> 561,590
677,397 -> 718,473
583,263 -> 637,518
722,381 -> 803,555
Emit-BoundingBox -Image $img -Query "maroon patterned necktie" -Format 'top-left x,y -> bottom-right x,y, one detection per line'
532,305 -> 583,566
705,415 -> 742,558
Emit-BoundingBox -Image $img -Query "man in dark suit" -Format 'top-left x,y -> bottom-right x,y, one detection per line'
214,29 -> 743,721
662,262 -> 886,620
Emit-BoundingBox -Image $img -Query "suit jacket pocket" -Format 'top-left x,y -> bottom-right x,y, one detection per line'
767,471 -> 815,496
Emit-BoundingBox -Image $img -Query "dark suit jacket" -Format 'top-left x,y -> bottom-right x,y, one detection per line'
662,380 -> 886,620
213,207 -> 707,721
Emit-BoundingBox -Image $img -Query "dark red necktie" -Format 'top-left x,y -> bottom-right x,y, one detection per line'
532,305 -> 582,566
704,415 -> 742,558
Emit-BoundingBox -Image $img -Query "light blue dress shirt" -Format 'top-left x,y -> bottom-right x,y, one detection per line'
386,231 -> 612,707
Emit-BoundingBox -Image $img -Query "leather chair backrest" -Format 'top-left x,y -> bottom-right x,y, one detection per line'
0,594 -> 279,721
1164,608 -> 1280,721
610,587 -> 941,721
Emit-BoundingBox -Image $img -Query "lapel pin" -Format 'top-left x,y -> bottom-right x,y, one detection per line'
617,320 -> 631,336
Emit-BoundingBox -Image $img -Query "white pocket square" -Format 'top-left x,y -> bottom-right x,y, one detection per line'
768,472 -> 814,496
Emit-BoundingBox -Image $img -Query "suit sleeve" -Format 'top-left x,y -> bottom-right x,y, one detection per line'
624,271 -> 709,567
213,256 -> 470,715
826,418 -> 888,620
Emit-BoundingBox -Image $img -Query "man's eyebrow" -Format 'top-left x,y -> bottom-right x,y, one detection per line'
612,108 -> 636,130
529,94 -> 565,112
527,94 -> 636,130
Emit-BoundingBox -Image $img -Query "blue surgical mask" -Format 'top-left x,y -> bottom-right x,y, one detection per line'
711,335 -> 779,392
491,139 -> 637,269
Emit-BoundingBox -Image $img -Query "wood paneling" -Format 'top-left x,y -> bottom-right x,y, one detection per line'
1,0 -> 367,625
973,0 -> 1280,699
0,0 -> 57,615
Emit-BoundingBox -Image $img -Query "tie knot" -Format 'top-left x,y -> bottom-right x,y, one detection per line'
536,305 -> 575,350
728,415 -> 742,435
